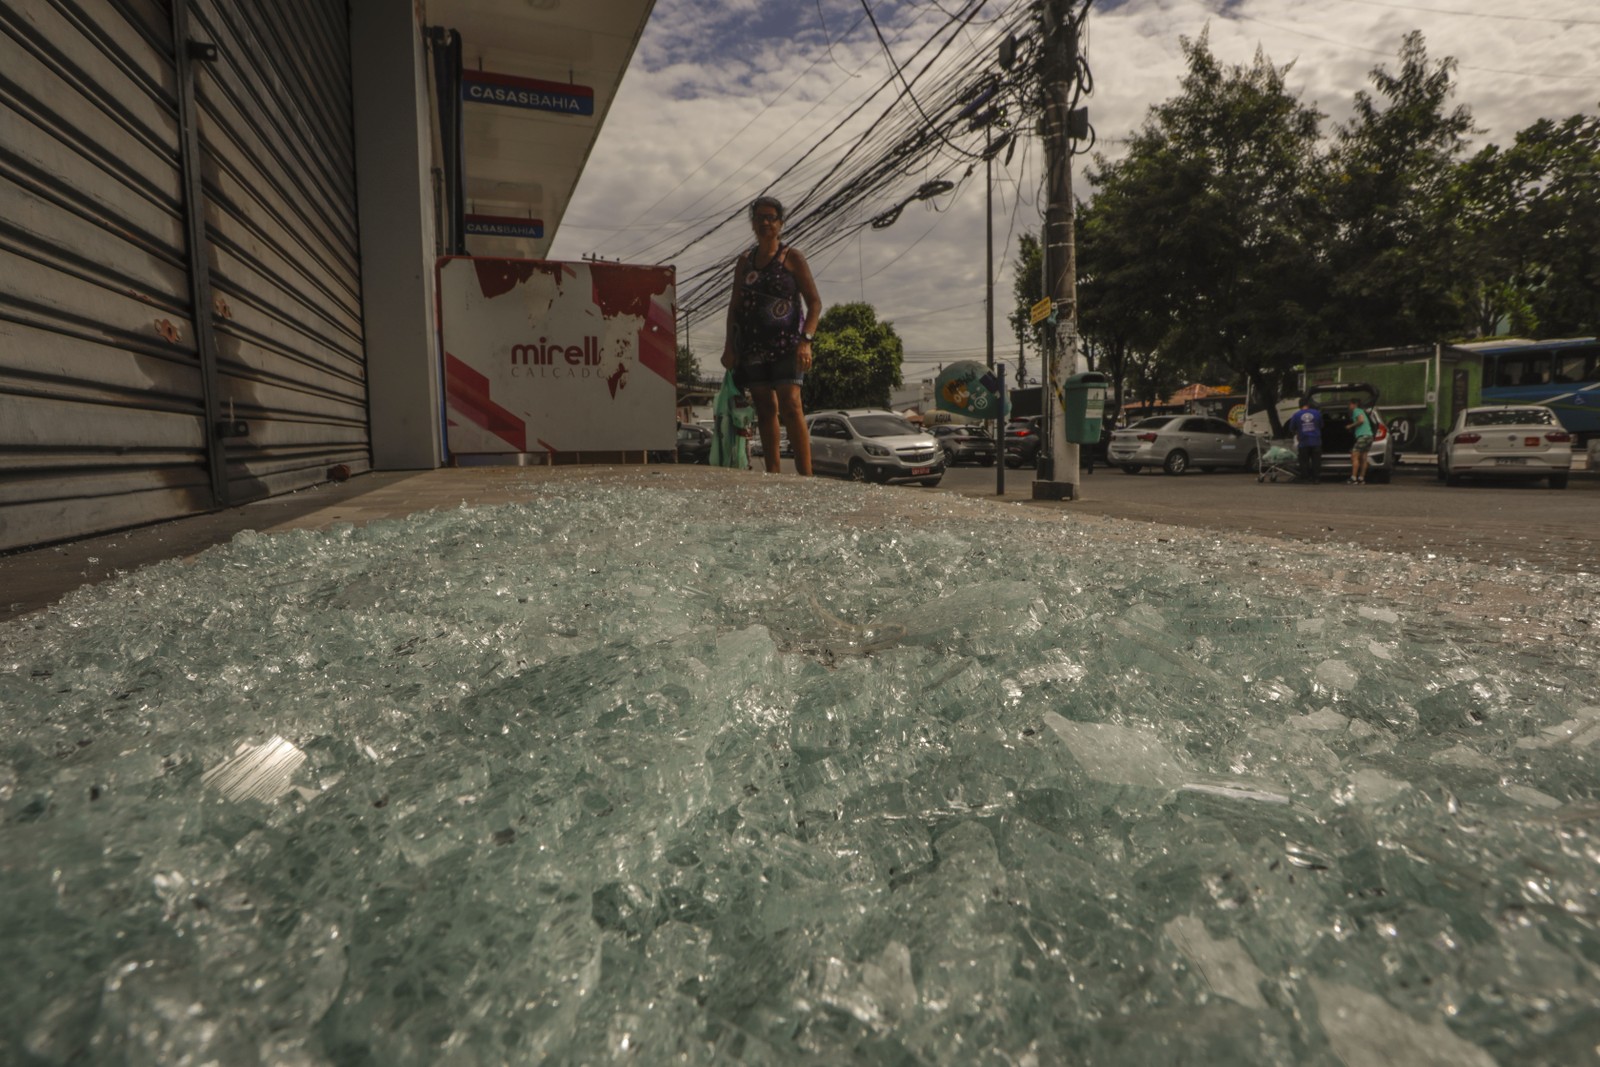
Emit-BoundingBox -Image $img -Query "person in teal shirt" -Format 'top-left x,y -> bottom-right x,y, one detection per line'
1347,399 -> 1374,484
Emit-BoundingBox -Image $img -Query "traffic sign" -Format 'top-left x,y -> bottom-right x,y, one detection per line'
935,361 -> 1004,419
1029,297 -> 1053,325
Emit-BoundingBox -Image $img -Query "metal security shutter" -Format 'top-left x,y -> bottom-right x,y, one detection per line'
189,0 -> 368,500
0,0 -> 367,554
0,0 -> 210,552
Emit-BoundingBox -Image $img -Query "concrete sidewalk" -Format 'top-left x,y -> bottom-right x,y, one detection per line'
6,459 -> 1596,623
3,465 -> 1040,622
1,469 -> 545,622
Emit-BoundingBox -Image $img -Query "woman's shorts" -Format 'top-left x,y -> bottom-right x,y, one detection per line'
733,350 -> 803,390
1352,437 -> 1373,453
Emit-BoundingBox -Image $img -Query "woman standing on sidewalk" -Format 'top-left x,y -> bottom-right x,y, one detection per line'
721,196 -> 822,475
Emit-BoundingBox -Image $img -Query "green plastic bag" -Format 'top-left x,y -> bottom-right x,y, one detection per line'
710,372 -> 754,469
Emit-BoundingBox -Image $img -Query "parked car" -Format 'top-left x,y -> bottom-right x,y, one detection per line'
1438,405 -> 1573,488
752,429 -> 794,459
1296,383 -> 1395,484
1004,416 -> 1044,468
1081,422 -> 1113,471
806,409 -> 944,486
1003,416 -> 1113,470
1107,414 -> 1262,475
676,422 -> 713,464
929,424 -> 996,466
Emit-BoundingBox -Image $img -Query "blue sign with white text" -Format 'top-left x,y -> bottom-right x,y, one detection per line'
465,215 -> 544,240
463,70 -> 594,117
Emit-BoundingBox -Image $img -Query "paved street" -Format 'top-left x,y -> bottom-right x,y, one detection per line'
933,458 -> 1600,573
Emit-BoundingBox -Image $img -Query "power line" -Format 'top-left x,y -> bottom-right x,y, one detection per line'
606,8 -> 904,262
1328,0 -> 1600,27
859,0 -> 986,161
661,1 -> 1045,334
1228,9 -> 1600,81
567,0 -> 1047,373
875,299 -> 988,321
660,7 -> 997,271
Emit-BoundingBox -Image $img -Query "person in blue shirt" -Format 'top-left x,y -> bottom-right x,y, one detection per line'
1287,400 -> 1324,483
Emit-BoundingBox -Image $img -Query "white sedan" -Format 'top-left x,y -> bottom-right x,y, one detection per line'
1438,406 -> 1574,488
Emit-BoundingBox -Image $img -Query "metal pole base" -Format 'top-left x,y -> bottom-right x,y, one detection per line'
1031,480 -> 1076,501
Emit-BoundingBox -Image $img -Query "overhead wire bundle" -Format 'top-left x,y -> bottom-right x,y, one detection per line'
650,0 -> 1072,339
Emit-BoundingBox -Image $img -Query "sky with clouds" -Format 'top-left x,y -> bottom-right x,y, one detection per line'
549,0 -> 1600,382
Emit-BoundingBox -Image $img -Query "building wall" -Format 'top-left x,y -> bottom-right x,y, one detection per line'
351,0 -> 443,471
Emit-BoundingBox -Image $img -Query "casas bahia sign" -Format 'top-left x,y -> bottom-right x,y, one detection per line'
462,70 -> 594,116
464,215 -> 545,240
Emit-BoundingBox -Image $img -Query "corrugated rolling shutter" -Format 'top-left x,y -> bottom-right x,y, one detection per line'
189,0 -> 368,500
0,0 -> 367,553
0,0 -> 209,552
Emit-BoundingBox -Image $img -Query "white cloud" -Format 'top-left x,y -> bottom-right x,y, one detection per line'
551,0 -> 1600,380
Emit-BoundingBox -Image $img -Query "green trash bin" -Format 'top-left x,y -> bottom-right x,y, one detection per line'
1061,372 -> 1108,444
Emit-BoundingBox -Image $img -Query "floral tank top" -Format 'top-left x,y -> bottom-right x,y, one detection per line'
733,244 -> 802,365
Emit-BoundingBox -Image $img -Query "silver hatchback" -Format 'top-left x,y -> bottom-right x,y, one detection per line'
807,410 -> 945,486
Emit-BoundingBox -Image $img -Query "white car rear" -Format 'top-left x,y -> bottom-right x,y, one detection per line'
1439,406 -> 1574,488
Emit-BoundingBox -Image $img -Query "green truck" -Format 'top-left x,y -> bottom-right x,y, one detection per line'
1304,344 -> 1484,455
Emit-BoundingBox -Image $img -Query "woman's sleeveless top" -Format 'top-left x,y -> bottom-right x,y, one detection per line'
733,244 -> 802,364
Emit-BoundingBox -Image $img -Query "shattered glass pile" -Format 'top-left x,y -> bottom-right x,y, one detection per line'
3,477 -> 1599,1065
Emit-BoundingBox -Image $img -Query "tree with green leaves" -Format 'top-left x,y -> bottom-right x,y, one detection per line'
1506,112 -> 1600,337
1324,31 -> 1475,347
1075,195 -> 1169,418
1007,232 -> 1045,383
1433,109 -> 1599,341
804,302 -> 904,410
676,344 -> 702,386
1446,140 -> 1540,338
1080,32 -> 1329,430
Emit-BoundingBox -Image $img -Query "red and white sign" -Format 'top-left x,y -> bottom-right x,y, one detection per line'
437,257 -> 676,455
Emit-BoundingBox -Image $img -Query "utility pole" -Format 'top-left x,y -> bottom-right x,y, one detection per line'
986,122 -> 1005,497
1033,0 -> 1082,501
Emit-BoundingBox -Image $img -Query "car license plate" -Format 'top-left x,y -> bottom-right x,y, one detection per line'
1495,457 -> 1527,465
912,466 -> 931,476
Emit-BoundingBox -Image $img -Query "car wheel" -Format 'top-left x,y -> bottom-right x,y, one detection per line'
1443,461 -> 1463,487
1245,451 -> 1261,473
848,459 -> 870,482
1121,465 -> 1140,475
1005,455 -> 1021,469
1549,472 -> 1569,489
1435,459 -> 1448,482
1163,449 -> 1189,475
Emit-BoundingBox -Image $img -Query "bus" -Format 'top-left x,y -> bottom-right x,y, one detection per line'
1456,337 -> 1600,444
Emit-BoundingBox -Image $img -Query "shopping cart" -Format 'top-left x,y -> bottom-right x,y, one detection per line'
1256,439 -> 1300,483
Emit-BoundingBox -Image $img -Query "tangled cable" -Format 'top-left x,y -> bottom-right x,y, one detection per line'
649,0 -> 1093,338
